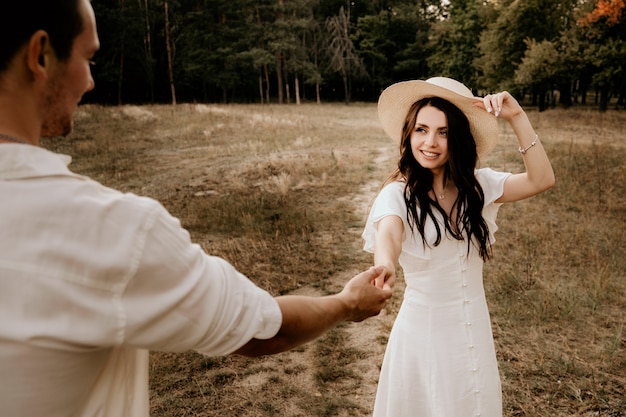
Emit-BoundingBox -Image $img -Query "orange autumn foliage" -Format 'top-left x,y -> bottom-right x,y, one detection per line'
580,0 -> 626,26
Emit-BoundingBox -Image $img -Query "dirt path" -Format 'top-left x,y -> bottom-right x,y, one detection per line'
326,148 -> 399,414
223,144 -> 400,417
310,134 -> 397,409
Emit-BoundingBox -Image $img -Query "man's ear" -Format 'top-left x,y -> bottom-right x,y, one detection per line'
26,30 -> 53,79
38,39 -> 46,67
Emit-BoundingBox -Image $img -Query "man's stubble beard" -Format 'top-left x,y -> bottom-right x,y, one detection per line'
40,74 -> 74,138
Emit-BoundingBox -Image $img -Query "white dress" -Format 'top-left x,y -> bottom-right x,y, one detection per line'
363,168 -> 511,417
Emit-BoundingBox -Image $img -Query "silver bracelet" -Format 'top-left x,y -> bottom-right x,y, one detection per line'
518,134 -> 538,155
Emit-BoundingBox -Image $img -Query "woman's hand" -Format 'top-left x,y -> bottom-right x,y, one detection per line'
372,263 -> 395,290
474,91 -> 523,122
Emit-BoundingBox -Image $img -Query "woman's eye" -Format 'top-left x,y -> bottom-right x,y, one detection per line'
439,130 -> 448,136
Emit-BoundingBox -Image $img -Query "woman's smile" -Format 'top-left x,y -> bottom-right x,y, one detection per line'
420,150 -> 440,158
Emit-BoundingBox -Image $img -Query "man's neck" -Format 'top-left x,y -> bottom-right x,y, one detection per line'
0,67 -> 43,146
0,101 -> 42,146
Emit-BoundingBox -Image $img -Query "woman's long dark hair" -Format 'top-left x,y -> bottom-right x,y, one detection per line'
385,96 -> 492,261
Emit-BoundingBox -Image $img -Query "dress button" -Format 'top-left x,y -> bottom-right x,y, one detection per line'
462,283 -> 468,287
464,299 -> 469,303
466,322 -> 472,326
475,389 -> 480,394
468,344 -> 475,349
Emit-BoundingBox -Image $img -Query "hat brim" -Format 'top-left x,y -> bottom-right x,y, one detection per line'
378,80 -> 499,158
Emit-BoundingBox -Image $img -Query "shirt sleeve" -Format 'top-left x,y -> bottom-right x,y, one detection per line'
120,202 -> 282,356
362,181 -> 407,254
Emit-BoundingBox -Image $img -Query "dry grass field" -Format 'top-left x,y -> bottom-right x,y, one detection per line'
43,103 -> 625,417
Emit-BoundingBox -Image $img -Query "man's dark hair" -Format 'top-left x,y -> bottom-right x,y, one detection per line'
0,0 -> 84,73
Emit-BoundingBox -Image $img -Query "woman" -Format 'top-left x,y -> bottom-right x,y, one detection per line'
363,77 -> 555,417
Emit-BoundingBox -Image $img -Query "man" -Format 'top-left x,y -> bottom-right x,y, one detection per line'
0,1 -> 393,416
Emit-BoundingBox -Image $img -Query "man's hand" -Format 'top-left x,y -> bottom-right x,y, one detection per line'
339,266 -> 393,322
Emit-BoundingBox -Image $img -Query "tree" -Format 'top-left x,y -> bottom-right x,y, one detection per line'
138,0 -> 156,102
164,1 -> 177,104
325,6 -> 366,103
584,0 -> 626,25
514,39 -> 560,110
268,0 -> 313,104
174,0 -> 262,103
426,0 -> 495,88
353,3 -> 436,94
85,0 -> 625,108
353,12 -> 394,92
476,0 -> 569,93
578,0 -> 626,110
90,0 -> 156,104
304,4 -> 325,103
390,2 -> 436,84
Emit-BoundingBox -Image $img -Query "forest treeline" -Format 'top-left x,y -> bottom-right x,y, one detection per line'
88,0 -> 626,111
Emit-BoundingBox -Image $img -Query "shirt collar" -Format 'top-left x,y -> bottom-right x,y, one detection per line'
0,144 -> 77,180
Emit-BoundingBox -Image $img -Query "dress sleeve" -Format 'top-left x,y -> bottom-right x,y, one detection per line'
476,168 -> 512,243
362,181 -> 407,254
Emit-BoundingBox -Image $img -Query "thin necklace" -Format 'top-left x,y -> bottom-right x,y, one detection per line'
0,133 -> 30,145
437,177 -> 449,200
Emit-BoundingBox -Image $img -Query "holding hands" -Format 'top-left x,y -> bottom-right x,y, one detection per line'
340,266 -> 393,322
372,264 -> 395,291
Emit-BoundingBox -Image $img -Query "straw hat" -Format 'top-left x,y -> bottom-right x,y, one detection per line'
377,77 -> 499,157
